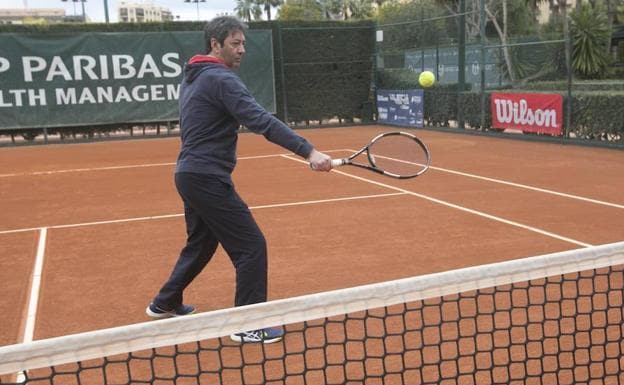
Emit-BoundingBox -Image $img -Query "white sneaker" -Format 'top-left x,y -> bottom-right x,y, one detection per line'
230,327 -> 284,344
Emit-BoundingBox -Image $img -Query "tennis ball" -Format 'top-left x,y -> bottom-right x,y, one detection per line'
419,71 -> 436,88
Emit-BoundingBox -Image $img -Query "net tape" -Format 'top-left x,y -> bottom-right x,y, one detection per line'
0,241 -> 623,382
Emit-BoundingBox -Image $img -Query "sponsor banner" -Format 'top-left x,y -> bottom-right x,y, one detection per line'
491,92 -> 563,135
376,89 -> 423,128
0,31 -> 275,129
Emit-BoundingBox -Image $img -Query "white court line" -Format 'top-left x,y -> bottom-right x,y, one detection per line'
430,165 -> 624,209
284,155 -> 594,248
2,192 -> 404,370
344,148 -> 623,210
22,228 -> 47,344
0,163 -> 175,178
0,151 -> 351,178
0,193 -> 406,235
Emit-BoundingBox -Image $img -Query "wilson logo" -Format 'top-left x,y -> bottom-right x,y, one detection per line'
494,98 -> 558,128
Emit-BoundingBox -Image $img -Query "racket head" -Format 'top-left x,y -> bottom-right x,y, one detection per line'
365,131 -> 431,178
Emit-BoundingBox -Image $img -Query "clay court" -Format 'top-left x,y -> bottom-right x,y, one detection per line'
1,125 -> 623,348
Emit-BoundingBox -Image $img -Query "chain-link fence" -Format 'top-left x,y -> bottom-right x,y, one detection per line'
375,0 -> 624,145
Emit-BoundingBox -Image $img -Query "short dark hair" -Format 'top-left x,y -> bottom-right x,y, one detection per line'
204,16 -> 248,54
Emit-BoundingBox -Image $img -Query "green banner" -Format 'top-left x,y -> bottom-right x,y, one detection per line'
0,30 -> 275,130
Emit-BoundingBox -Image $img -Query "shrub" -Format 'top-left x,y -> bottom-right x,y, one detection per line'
570,4 -> 611,78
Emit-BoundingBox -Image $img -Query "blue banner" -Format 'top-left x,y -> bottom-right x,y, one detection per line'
376,89 -> 424,127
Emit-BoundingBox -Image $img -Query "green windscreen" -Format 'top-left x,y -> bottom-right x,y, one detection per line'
0,30 -> 275,129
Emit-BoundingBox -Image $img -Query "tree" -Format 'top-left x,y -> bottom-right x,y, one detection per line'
278,0 -> 323,20
343,0 -> 374,20
235,0 -> 263,22
603,0 -> 624,54
255,0 -> 284,21
570,3 -> 611,78
317,0 -> 343,19
435,0 -> 540,84
377,0 -> 449,49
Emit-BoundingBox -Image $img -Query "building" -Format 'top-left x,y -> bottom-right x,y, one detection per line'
118,0 -> 173,23
0,8 -> 66,24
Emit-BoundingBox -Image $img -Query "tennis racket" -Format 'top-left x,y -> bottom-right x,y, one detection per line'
331,131 -> 431,179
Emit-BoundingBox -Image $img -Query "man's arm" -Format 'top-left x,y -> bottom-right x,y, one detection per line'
221,76 -> 331,170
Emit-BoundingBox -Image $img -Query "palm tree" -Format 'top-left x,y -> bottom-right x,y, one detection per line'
343,0 -> 373,20
524,0 -> 547,20
235,0 -> 262,21
317,0 -> 342,19
255,0 -> 283,21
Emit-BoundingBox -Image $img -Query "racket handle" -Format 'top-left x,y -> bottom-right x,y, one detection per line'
309,158 -> 346,170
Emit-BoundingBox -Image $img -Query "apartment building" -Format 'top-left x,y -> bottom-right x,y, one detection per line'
118,0 -> 173,22
0,8 -> 66,24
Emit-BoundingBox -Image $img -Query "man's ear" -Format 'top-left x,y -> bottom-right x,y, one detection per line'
210,37 -> 220,52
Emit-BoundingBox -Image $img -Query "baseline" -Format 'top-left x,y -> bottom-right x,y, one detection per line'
0,151 -> 350,178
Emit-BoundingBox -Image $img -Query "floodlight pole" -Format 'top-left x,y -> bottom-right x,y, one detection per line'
184,0 -> 204,21
80,0 -> 86,22
104,0 -> 109,22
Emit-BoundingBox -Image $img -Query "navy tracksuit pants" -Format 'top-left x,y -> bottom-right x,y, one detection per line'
153,172 -> 267,309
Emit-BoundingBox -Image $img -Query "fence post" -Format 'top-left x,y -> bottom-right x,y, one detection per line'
277,22 -> 289,124
479,0 -> 486,130
457,0 -> 466,130
565,16 -> 573,139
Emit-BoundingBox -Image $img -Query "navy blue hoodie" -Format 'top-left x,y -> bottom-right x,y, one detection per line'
175,55 -> 314,179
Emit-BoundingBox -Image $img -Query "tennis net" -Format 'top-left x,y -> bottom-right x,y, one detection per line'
1,242 -> 623,385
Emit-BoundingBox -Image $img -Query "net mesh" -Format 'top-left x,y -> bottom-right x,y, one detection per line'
1,243 -> 623,385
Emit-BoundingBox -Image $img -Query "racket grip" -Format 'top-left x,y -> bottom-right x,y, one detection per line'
331,158 -> 346,168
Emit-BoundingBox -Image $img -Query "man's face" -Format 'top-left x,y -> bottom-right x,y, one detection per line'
213,30 -> 246,69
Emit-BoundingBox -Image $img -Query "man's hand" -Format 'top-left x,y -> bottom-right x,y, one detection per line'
307,149 -> 332,171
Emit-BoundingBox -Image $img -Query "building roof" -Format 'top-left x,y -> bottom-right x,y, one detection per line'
0,8 -> 65,17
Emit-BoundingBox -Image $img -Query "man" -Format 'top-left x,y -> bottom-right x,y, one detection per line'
145,16 -> 332,344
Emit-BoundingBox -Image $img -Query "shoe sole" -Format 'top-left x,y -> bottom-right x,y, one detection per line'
229,334 -> 283,344
145,306 -> 173,319
145,306 -> 196,319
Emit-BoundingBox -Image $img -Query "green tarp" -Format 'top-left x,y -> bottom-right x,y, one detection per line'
0,30 -> 275,129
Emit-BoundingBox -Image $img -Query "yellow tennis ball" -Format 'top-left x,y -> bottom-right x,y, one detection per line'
419,71 -> 436,88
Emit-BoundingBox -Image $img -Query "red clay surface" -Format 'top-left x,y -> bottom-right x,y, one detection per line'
1,125 -> 623,344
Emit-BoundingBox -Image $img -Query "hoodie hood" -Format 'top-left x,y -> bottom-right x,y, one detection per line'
184,55 -> 228,83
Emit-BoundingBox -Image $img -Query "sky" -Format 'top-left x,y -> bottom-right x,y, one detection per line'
0,0 -> 240,23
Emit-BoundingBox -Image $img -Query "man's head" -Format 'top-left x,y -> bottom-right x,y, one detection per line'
204,16 -> 248,69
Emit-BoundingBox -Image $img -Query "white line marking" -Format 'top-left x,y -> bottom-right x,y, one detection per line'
16,229 -> 47,383
0,193 -> 405,235
250,192 -> 407,210
0,163 -> 174,178
431,165 -> 624,209
343,148 -> 623,210
22,227 -> 47,343
0,150 -> 351,178
286,155 -> 594,248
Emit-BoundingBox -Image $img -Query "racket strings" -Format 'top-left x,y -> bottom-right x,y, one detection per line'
368,135 -> 429,177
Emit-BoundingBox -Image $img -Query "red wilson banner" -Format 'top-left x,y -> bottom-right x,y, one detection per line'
491,93 -> 563,136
